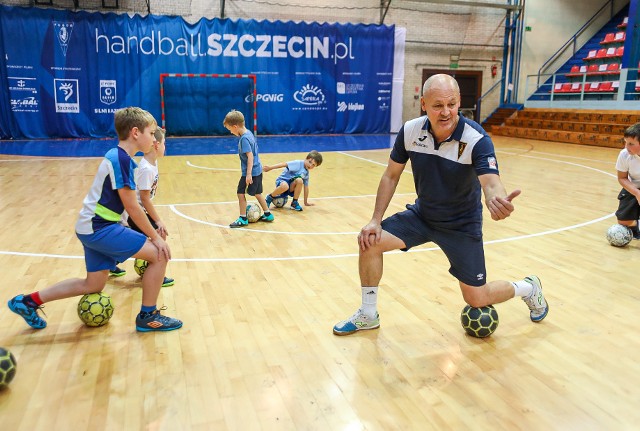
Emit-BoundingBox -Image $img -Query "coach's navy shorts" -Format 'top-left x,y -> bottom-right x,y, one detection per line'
237,173 -> 264,196
76,224 -> 147,272
381,206 -> 487,286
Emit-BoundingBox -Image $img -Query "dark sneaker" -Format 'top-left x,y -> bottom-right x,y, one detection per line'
162,277 -> 175,287
135,307 -> 183,332
230,217 -> 249,228
259,213 -> 274,222
8,294 -> 47,329
265,194 -> 273,209
109,266 -> 127,277
290,201 -> 303,211
333,308 -> 380,335
523,275 -> 549,322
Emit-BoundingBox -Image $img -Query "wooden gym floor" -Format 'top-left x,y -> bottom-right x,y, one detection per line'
0,136 -> 638,430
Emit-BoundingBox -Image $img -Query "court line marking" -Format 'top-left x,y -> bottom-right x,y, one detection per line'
186,161 -> 239,171
0,150 -> 618,261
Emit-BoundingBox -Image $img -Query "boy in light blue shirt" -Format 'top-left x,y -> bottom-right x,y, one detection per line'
264,150 -> 323,211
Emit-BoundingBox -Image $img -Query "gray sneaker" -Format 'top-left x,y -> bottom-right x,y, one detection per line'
523,275 -> 549,322
136,307 -> 183,332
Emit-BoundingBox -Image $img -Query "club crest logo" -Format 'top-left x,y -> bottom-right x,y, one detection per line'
54,78 -> 79,113
99,80 -> 116,105
53,21 -> 74,56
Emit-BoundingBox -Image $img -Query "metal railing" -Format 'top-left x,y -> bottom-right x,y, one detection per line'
536,0 -> 627,87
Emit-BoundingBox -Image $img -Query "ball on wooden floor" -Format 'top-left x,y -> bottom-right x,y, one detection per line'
134,258 -> 148,276
273,196 -> 288,208
606,224 -> 632,247
77,292 -> 114,327
0,347 -> 17,390
246,202 -> 262,223
460,305 -> 499,338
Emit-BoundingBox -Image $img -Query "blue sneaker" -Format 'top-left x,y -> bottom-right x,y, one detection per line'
290,200 -> 303,211
259,213 -> 274,222
8,294 -> 47,329
136,307 -> 183,332
230,217 -> 249,228
523,275 -> 549,322
162,277 -> 175,287
265,194 -> 273,209
333,308 -> 380,335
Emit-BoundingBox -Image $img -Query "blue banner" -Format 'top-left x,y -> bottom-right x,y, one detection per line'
0,6 -> 395,139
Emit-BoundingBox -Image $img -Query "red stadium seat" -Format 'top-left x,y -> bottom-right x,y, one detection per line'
601,33 -> 615,44
606,63 -> 620,74
596,48 -> 608,58
587,64 -> 598,74
614,46 -> 624,57
598,81 -> 613,92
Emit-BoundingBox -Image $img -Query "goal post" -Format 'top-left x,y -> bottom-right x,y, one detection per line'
159,73 -> 257,136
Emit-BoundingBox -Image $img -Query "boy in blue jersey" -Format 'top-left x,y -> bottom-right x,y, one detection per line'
223,109 -> 274,227
8,107 -> 182,332
333,74 -> 549,336
263,150 -> 323,211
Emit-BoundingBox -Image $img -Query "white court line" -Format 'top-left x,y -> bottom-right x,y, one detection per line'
186,160 -> 239,171
0,150 -> 617,261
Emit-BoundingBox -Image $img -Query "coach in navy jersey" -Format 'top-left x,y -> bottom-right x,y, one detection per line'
333,74 -> 549,336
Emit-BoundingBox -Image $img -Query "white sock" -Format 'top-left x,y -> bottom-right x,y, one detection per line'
361,286 -> 378,317
512,280 -> 534,298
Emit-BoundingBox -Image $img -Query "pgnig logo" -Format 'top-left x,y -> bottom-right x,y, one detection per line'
54,78 -> 79,113
293,84 -> 326,106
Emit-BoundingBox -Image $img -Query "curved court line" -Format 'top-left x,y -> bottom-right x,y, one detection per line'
0,212 -> 615,262
186,160 -> 239,171
169,204 -> 358,235
0,151 -> 618,261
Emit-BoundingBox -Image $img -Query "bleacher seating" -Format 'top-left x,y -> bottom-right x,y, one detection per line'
491,109 -> 640,148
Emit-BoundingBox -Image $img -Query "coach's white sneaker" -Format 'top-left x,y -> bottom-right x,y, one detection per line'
333,308 -> 380,335
523,275 -> 548,322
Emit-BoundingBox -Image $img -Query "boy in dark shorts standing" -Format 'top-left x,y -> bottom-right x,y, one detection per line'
223,109 -> 274,228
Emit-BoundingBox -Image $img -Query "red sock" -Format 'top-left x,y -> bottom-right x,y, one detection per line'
24,292 -> 43,307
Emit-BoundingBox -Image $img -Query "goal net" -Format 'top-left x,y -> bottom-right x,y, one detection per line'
160,73 -> 257,136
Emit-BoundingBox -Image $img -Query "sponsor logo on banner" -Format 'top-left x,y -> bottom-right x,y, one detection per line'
99,80 -> 116,105
244,93 -> 284,103
11,96 -> 39,112
53,21 -> 74,56
337,101 -> 364,112
54,79 -> 80,113
337,82 -> 364,95
8,76 -> 37,94
293,84 -> 326,107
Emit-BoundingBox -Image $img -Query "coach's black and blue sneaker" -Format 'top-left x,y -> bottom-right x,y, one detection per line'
523,275 -> 549,322
109,266 -> 127,277
136,307 -> 182,332
290,200 -> 303,211
333,308 -> 380,335
8,294 -> 47,329
230,217 -> 248,228
161,277 -> 175,288
265,194 -> 273,209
